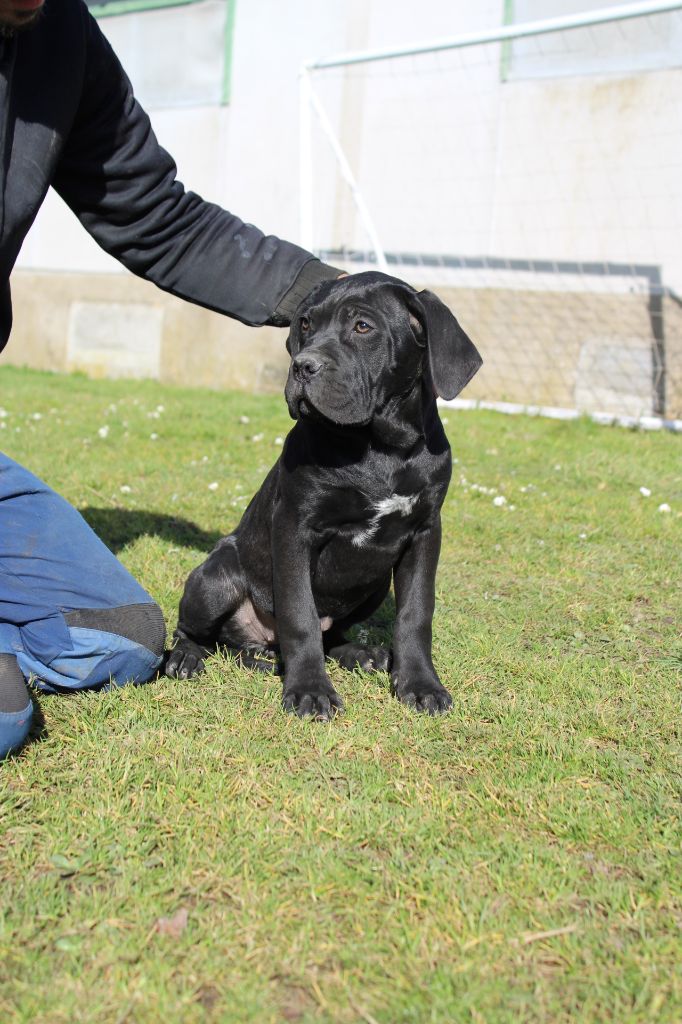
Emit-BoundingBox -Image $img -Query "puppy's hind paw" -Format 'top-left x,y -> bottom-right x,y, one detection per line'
328,642 -> 391,673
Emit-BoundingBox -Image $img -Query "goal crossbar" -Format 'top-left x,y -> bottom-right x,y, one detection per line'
303,0 -> 682,71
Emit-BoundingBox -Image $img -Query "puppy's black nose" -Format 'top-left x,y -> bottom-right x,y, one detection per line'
293,353 -> 323,380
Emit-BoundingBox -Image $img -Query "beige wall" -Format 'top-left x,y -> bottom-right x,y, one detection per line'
4,271 -> 289,394
443,285 -> 681,419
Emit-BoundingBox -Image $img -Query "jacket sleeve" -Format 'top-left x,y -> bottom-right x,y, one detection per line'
51,4 -> 338,327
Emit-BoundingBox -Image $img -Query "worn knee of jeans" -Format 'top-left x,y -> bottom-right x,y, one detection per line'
13,602 -> 167,694
64,602 -> 166,662
61,601 -> 167,689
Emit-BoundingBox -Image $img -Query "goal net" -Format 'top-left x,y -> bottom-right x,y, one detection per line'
300,2 -> 682,424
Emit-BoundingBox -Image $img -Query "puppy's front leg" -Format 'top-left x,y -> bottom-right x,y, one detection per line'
272,504 -> 343,720
391,515 -> 453,715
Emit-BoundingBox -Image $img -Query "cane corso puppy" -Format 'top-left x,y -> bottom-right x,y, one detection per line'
165,271 -> 482,718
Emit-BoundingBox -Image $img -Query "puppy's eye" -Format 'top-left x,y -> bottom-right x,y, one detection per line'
300,316 -> 310,332
353,320 -> 372,334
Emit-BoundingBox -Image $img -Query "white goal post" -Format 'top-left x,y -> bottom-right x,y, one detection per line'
299,1 -> 682,428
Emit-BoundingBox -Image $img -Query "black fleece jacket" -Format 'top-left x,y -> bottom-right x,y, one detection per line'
0,0 -> 338,355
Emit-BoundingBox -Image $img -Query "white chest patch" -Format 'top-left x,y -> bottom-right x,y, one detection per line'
352,492 -> 419,547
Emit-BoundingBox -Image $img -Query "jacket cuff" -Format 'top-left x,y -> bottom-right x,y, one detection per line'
271,259 -> 342,325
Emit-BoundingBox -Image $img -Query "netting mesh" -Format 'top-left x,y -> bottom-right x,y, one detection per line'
305,8 -> 682,421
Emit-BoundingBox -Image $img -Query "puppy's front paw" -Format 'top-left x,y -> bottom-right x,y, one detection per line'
165,638 -> 210,680
282,678 -> 344,721
391,675 -> 452,716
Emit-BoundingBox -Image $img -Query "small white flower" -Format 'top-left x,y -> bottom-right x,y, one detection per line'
239,415 -> 250,424
0,408 -> 8,418
252,433 -> 264,442
97,425 -> 109,439
201,455 -> 209,463
493,495 -> 507,507
120,485 -> 132,494
208,482 -> 219,491
579,532 -> 587,539
156,405 -> 165,413
554,464 -> 562,471
274,436 -> 284,446
150,432 -> 159,441
639,487 -> 651,497
31,412 -> 42,421
658,503 -> 671,513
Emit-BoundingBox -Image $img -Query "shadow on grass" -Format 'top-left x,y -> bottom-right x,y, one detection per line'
27,693 -> 47,746
80,507 -> 223,555
347,593 -> 396,648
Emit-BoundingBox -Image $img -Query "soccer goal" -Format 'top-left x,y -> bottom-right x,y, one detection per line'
299,1 -> 682,427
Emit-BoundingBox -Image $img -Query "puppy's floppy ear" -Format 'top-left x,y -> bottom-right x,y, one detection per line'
411,289 -> 482,400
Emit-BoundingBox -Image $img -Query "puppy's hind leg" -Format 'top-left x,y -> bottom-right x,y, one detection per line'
166,536 -> 246,680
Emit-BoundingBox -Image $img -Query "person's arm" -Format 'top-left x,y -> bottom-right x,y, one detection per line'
52,4 -> 339,327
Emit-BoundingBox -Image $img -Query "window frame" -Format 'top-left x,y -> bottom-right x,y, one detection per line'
86,0 -> 236,105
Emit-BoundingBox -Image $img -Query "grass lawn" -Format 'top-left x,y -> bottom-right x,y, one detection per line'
0,364 -> 681,1023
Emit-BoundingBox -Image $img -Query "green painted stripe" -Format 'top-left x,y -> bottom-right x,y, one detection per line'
221,0 -> 236,105
89,0 -> 205,18
500,0 -> 514,82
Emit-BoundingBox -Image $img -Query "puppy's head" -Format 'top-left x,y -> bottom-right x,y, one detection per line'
285,271 -> 481,429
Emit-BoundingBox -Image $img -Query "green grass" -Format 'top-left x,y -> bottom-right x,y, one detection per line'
1,365 -> 681,1023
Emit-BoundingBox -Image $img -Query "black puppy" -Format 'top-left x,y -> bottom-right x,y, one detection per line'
166,272 -> 482,718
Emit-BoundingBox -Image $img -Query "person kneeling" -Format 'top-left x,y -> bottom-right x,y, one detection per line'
0,455 -> 165,759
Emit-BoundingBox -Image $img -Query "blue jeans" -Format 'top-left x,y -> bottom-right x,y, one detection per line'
0,453 -> 165,758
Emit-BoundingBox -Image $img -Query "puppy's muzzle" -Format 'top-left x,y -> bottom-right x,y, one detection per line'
292,353 -> 323,382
